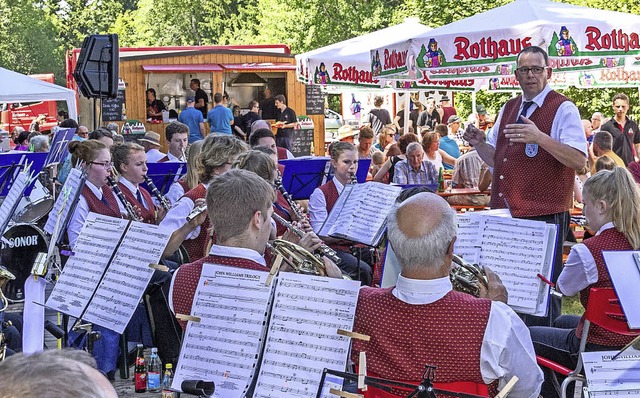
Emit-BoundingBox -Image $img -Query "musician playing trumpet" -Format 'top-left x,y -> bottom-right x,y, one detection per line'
111,143 -> 167,224
351,192 -> 542,397
170,169 -> 342,329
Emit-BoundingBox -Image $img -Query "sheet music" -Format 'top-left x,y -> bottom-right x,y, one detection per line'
172,264 -> 272,398
582,350 -> 640,395
478,216 -> 555,315
454,213 -> 483,263
44,167 -> 84,235
83,221 -> 171,333
318,184 -> 353,238
0,172 -> 27,233
602,251 -> 640,329
45,213 -> 127,317
254,273 -> 360,398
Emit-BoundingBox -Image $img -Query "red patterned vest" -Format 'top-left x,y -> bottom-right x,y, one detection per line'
178,179 -> 189,193
318,180 -> 350,252
576,228 -> 634,346
276,147 -> 287,161
158,155 -> 170,163
352,288 -> 494,394
181,184 -> 210,262
118,182 -> 156,224
171,254 -> 267,329
82,185 -> 122,218
491,92 -> 575,217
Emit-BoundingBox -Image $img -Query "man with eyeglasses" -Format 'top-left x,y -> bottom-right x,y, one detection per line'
590,112 -> 603,133
464,46 -> 587,327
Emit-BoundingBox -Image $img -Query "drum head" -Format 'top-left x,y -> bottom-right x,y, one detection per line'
15,197 -> 54,224
1,224 -> 49,301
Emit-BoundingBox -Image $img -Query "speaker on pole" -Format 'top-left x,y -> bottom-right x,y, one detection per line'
74,34 -> 119,99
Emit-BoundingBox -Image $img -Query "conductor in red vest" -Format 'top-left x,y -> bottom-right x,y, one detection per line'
351,192 -> 542,397
464,46 -> 587,326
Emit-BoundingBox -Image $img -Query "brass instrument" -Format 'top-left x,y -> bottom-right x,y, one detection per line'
274,173 -> 305,220
0,266 -> 16,361
270,239 -> 327,276
186,204 -> 207,222
349,172 -> 358,184
271,211 -> 342,265
106,174 -> 143,222
144,175 -> 171,210
450,254 -> 488,297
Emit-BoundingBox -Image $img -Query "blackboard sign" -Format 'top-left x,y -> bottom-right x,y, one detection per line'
291,128 -> 314,157
305,85 -> 325,115
102,89 -> 126,121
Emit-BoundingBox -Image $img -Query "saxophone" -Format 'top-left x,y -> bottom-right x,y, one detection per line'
450,254 -> 488,297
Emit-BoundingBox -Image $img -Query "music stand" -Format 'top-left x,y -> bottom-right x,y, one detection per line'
280,157 -> 330,200
45,127 -> 76,167
0,152 -> 48,197
141,162 -> 187,194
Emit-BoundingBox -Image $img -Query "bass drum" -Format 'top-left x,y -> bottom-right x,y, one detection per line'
0,224 -> 49,302
13,180 -> 54,228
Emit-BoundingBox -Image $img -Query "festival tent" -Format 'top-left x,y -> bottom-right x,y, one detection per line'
0,67 -> 78,121
370,0 -> 640,84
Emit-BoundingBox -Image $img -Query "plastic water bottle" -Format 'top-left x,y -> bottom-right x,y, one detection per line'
147,347 -> 161,392
161,363 -> 174,398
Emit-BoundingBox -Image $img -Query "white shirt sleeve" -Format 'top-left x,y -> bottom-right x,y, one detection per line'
159,196 -> 200,240
67,196 -> 89,249
551,101 -> 588,156
480,302 -> 543,398
164,181 -> 185,206
557,243 -> 598,296
308,187 -> 327,234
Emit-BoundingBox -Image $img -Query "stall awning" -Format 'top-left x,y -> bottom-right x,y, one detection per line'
220,63 -> 296,71
141,64 -> 224,72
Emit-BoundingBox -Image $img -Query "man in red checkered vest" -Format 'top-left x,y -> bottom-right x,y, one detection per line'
351,192 -> 542,397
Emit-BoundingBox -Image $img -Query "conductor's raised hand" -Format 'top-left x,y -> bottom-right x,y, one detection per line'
463,124 -> 486,147
477,266 -> 508,304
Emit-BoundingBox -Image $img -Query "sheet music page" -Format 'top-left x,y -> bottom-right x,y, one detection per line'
602,251 -> 640,329
45,213 -> 127,317
253,273 -> 360,398
454,213 -> 484,264
0,172 -> 27,232
582,350 -> 640,395
328,183 -> 402,246
477,216 -> 552,315
83,221 -> 171,333
318,184 -> 354,237
172,264 -> 272,398
44,168 -> 84,235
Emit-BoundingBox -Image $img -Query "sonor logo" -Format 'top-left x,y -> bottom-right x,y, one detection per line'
4,235 -> 39,248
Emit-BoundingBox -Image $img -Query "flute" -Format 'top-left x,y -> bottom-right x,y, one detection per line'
271,211 -> 342,265
144,175 -> 171,210
186,204 -> 207,222
106,175 -> 143,222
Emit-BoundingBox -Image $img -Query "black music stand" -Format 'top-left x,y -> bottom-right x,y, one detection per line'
0,152 -> 47,197
315,367 -> 486,398
141,162 -> 187,194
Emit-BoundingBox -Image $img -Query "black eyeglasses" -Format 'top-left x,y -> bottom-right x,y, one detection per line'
90,161 -> 113,170
516,66 -> 547,75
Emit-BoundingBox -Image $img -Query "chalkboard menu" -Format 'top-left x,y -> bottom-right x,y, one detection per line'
305,85 -> 325,115
102,89 -> 126,121
291,128 -> 314,157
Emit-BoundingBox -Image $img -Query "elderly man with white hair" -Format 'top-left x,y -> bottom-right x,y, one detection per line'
392,141 -> 437,185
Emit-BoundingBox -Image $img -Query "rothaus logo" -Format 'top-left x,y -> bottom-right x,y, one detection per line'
383,49 -> 409,71
585,27 -> 640,53
332,63 -> 377,85
454,36 -> 532,61
3,235 -> 39,249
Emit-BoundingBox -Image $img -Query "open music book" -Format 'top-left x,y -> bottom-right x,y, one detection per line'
318,182 -> 402,246
581,350 -> 640,396
45,212 -> 171,333
172,264 -> 360,398
454,213 -> 557,316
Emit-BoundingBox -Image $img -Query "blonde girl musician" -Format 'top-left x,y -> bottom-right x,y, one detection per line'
164,140 -> 203,206
530,167 -> 640,397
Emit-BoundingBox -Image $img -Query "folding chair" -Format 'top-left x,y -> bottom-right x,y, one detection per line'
537,287 -> 640,398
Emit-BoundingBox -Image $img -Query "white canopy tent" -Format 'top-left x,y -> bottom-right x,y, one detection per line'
0,67 -> 78,121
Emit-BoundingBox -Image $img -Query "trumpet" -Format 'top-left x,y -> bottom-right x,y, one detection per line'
106,174 -> 143,222
271,211 -> 342,265
274,173 -> 305,220
144,175 -> 171,211
186,204 -> 207,222
450,254 -> 488,298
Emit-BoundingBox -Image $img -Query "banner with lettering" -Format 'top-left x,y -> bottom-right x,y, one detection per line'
371,0 -> 640,80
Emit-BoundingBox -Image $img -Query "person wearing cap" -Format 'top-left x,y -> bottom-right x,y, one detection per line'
448,114 -> 466,148
138,131 -> 166,163
178,96 -> 206,143
336,125 -> 357,143
476,105 -> 490,132
438,95 -> 457,127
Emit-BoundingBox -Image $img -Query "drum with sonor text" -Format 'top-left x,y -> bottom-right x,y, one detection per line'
0,224 -> 49,301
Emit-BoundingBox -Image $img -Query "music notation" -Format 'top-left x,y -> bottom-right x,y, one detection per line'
582,351 -> 640,396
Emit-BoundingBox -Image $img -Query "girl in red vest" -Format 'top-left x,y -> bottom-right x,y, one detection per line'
112,142 -> 166,224
531,167 -> 640,397
309,141 -> 373,285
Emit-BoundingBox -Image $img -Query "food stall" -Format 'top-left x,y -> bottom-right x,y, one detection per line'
66,45 -> 325,154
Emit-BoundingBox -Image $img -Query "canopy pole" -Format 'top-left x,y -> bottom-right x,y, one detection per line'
404,93 -> 410,135
471,92 -> 477,121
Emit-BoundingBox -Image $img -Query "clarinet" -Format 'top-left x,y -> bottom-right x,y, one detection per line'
349,172 -> 358,184
144,175 -> 171,210
106,176 -> 143,222
274,174 -> 306,220
271,211 -> 342,265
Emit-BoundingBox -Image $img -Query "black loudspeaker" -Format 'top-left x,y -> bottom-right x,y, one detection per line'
74,34 -> 119,99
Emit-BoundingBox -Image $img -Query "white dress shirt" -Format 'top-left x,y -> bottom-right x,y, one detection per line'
168,244 -> 267,312
164,181 -> 186,206
308,178 -> 345,233
487,84 -> 588,157
557,222 -> 614,296
392,275 -> 543,398
159,182 -> 208,240
67,181 -> 103,249
146,148 -> 166,163
165,152 -> 185,162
